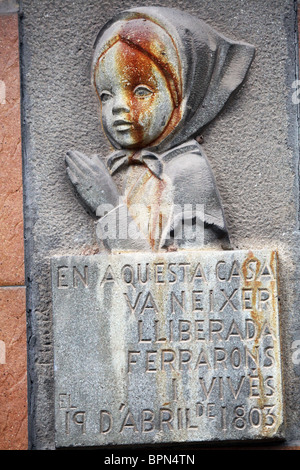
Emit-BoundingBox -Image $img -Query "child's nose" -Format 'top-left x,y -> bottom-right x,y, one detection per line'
112,95 -> 130,115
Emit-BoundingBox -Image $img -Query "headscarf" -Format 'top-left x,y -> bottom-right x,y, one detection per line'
92,6 -> 255,152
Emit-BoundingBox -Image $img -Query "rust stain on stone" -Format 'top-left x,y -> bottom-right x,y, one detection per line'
242,250 -> 282,436
93,18 -> 183,149
119,19 -> 182,107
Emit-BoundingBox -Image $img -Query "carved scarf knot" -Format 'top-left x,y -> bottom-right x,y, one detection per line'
107,149 -> 163,179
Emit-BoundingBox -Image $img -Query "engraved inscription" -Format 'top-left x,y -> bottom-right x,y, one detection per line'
57,265 -> 89,289
52,250 -> 283,447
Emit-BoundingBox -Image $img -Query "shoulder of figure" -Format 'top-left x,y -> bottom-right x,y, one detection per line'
163,140 -> 212,179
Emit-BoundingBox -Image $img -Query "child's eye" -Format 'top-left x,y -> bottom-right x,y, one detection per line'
100,90 -> 113,103
133,85 -> 154,98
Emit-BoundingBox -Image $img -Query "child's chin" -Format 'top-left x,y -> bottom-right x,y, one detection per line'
115,137 -> 146,150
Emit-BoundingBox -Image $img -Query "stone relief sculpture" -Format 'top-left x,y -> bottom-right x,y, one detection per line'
65,6 -> 255,252
53,7 -> 285,448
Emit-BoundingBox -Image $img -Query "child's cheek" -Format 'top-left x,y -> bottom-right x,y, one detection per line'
115,95 -> 147,146
101,103 -> 115,138
131,95 -> 155,129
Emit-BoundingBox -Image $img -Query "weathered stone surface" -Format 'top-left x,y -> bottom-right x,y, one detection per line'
52,249 -> 283,447
20,0 -> 300,450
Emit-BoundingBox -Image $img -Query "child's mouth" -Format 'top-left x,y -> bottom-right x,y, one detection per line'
113,119 -> 133,132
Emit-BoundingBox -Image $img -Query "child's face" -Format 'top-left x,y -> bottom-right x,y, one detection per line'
94,41 -> 175,149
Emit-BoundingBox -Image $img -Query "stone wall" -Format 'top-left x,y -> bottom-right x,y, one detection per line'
1,0 -> 300,451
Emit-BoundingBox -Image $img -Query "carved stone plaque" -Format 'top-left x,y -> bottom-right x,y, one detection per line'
52,249 -> 283,447
49,5 -> 286,449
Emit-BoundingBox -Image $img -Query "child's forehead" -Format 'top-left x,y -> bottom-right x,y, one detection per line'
97,41 -> 163,84
99,41 -> 153,68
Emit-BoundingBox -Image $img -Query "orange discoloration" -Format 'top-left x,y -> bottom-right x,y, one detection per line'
242,250 -> 282,436
115,41 -> 161,147
147,179 -> 166,250
119,19 -> 182,106
242,252 -> 262,331
93,18 -> 183,150
242,253 -> 265,420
